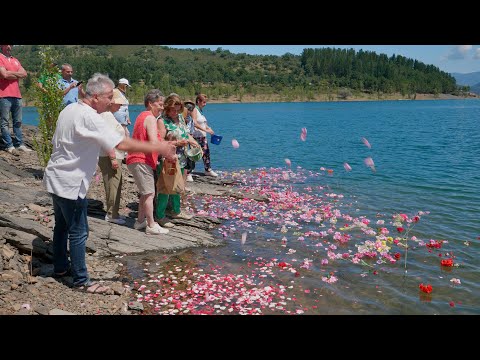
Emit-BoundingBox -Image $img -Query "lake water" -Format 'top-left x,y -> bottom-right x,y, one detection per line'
23,100 -> 480,314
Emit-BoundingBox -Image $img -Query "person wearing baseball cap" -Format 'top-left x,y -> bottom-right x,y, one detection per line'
118,78 -> 131,87
114,78 -> 131,138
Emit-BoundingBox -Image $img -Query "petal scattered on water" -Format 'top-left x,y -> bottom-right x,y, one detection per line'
364,157 -> 376,172
361,137 -> 372,149
300,128 -> 307,141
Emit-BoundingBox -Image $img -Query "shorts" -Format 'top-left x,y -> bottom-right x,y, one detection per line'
127,162 -> 155,195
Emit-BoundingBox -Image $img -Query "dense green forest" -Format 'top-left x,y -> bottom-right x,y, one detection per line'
14,45 -> 467,104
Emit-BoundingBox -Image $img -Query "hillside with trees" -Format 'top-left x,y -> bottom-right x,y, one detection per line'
14,45 -> 465,105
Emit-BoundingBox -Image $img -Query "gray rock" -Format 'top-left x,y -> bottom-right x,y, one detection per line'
15,308 -> 32,315
1,269 -> 24,281
1,245 -> 15,260
110,282 -> 126,295
0,214 -> 52,241
0,227 -> 50,257
27,203 -> 50,213
128,301 -> 144,311
49,309 -> 76,315
34,305 -> 50,315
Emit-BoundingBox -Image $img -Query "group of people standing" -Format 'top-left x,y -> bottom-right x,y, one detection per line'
43,73 -> 177,288
122,91 -> 218,234
45,74 -> 220,288
1,45 -> 221,290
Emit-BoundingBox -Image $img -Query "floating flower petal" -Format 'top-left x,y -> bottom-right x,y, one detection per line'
361,137 -> 372,149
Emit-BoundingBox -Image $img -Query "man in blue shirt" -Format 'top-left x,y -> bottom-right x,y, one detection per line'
58,63 -> 85,106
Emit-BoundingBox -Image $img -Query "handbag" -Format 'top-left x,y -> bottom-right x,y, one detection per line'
156,159 -> 185,194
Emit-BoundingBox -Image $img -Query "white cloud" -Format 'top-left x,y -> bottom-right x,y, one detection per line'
474,48 -> 480,60
447,45 -> 473,60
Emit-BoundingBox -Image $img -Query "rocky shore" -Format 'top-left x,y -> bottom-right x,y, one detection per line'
0,126 -> 265,315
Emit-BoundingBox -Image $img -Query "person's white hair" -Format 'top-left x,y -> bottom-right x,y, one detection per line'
85,73 -> 114,98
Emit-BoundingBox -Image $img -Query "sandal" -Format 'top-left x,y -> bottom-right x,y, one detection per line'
73,281 -> 112,295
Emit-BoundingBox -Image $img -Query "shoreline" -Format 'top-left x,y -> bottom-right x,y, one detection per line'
206,92 -> 478,104
21,92 -> 478,107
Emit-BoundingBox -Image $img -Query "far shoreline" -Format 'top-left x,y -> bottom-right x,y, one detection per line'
21,92 -> 478,107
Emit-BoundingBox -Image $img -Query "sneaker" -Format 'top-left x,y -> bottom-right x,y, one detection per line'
158,217 -> 175,228
17,145 -> 32,152
105,214 -> 126,225
6,146 -> 16,154
134,219 -> 147,230
169,211 -> 193,220
146,223 -> 169,235
205,169 -> 218,177
186,174 -> 194,182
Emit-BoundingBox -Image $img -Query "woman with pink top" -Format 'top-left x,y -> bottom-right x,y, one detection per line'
126,89 -> 169,235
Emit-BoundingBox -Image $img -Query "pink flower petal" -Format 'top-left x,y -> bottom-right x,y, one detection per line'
343,162 -> 352,172
285,158 -> 291,167
300,128 -> 307,141
364,157 -> 374,167
364,157 -> 376,173
232,139 -> 240,149
361,137 -> 372,149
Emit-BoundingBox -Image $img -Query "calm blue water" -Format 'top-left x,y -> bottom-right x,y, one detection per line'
23,100 -> 480,314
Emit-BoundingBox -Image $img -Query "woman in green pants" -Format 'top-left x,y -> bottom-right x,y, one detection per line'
156,94 -> 200,227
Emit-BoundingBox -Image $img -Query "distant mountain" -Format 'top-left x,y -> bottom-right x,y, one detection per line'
470,82 -> 480,95
451,72 -> 480,86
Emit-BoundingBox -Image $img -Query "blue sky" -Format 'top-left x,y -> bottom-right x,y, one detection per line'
165,45 -> 480,74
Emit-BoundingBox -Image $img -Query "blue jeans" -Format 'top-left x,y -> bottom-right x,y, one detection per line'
0,97 -> 23,149
51,193 -> 90,286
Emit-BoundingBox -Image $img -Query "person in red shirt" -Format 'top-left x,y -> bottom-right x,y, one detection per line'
0,45 -> 30,153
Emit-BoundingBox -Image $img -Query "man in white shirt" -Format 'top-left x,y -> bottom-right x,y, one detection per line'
43,73 -> 175,288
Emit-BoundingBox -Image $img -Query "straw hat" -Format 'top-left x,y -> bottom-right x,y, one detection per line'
184,100 -> 195,111
112,89 -> 127,105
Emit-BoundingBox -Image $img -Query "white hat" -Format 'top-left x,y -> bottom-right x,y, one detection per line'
118,78 -> 131,87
